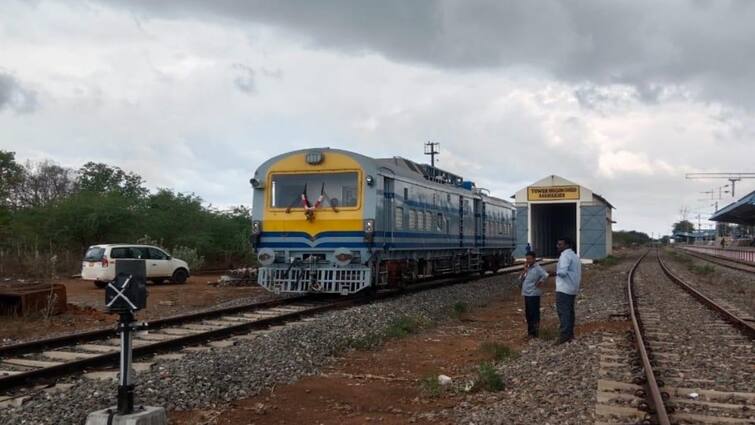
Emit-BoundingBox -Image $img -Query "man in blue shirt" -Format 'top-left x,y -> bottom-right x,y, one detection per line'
519,251 -> 548,338
548,237 -> 582,344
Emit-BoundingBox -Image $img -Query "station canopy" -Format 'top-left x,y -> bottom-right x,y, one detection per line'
710,190 -> 755,226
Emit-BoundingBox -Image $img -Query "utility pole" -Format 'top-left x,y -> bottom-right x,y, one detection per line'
424,141 -> 440,168
700,184 -> 729,211
686,173 -> 755,198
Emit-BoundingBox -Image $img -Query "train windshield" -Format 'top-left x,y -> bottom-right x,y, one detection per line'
271,172 -> 359,208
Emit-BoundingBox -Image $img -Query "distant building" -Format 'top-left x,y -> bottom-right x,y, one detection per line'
672,229 -> 717,244
513,175 -> 614,260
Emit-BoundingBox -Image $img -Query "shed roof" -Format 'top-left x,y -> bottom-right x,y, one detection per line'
710,190 -> 755,225
512,174 -> 614,208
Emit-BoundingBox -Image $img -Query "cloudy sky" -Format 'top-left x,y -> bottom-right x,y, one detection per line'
2,0 -> 754,236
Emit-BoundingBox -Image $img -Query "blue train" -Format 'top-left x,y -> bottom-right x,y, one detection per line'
250,148 -> 515,295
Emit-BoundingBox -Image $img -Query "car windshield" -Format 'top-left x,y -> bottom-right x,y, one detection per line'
83,247 -> 105,261
271,172 -> 358,208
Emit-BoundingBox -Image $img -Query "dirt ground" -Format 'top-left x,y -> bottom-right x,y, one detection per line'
171,267 -> 630,425
0,274 -> 271,344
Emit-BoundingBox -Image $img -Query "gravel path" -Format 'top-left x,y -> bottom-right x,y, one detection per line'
1,276 -> 515,425
665,248 -> 755,319
450,252 -> 636,424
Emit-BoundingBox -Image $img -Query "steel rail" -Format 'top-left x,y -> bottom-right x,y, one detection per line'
0,295 -> 311,358
627,251 -> 672,425
676,248 -> 755,275
0,300 -> 350,392
0,260 -> 555,392
657,251 -> 755,338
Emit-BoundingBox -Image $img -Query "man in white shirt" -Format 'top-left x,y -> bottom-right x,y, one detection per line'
547,237 -> 581,344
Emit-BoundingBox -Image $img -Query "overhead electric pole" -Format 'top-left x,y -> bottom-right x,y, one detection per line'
686,172 -> 755,198
424,141 -> 440,168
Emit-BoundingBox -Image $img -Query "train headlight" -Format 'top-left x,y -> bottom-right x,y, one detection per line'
305,151 -> 324,165
249,177 -> 264,189
366,175 -> 375,186
333,248 -> 353,266
252,220 -> 262,235
257,248 -> 275,266
364,219 -> 375,234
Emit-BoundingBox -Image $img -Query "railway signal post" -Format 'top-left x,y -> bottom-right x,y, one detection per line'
85,259 -> 167,425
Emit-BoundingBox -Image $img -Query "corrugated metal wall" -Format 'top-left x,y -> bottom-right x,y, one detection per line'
514,206 -> 529,258
580,205 -> 608,259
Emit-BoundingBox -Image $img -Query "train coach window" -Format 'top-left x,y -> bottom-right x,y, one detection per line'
436,213 -> 443,232
271,172 -> 358,208
395,207 -> 404,229
409,209 -> 417,230
417,210 -> 424,231
425,211 -> 433,231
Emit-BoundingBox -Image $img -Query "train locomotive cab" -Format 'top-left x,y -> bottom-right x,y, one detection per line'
250,148 -> 377,295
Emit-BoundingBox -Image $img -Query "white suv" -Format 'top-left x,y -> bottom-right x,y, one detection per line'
81,244 -> 191,288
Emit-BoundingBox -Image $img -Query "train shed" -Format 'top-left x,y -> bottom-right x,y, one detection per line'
513,175 -> 614,260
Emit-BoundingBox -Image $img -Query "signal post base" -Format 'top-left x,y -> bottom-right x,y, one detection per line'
85,405 -> 167,425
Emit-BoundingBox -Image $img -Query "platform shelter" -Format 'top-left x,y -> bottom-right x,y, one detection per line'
513,175 -> 614,260
710,190 -> 755,226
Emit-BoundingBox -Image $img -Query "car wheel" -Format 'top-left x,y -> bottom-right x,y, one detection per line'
94,280 -> 107,288
151,278 -> 164,285
172,269 -> 188,284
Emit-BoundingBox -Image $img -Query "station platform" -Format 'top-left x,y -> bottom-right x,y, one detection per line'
679,245 -> 755,265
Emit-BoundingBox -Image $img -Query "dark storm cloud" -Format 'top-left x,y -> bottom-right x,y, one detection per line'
105,0 -> 755,106
0,72 -> 37,113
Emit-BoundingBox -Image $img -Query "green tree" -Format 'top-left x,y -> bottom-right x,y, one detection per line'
78,162 -> 148,199
13,160 -> 77,208
1,156 -> 253,274
613,230 -> 651,246
0,150 -> 24,208
672,220 -> 695,233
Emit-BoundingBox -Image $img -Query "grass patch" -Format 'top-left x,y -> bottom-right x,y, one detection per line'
688,264 -> 715,275
480,342 -> 518,362
450,302 -> 468,319
668,250 -> 692,264
474,362 -> 505,392
385,315 -> 426,338
347,333 -> 384,351
596,255 -> 619,267
420,375 -> 443,397
538,327 -> 559,341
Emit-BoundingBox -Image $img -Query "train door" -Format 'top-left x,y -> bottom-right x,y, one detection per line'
474,199 -> 485,247
383,177 -> 395,248
458,195 -> 464,247
474,198 -> 483,247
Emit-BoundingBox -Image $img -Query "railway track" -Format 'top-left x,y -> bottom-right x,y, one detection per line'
676,247 -> 755,276
0,261 -> 554,401
595,250 -> 754,425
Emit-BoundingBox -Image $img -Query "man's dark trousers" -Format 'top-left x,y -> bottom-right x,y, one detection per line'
556,291 -> 576,341
524,296 -> 540,337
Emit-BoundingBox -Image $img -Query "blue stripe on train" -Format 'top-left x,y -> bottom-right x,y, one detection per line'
261,231 -> 513,241
257,241 -> 513,249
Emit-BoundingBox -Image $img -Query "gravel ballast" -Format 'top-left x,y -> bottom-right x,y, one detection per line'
665,249 -> 755,318
2,275 -> 516,425
449,253 -> 635,425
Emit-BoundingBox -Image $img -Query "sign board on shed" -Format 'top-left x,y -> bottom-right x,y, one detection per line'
527,185 -> 580,201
